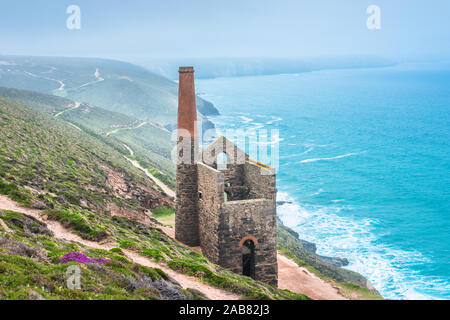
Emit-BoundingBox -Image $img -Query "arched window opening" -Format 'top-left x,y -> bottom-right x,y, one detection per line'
242,239 -> 256,279
217,152 -> 228,170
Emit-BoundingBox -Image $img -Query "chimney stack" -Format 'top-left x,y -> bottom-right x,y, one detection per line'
175,66 -> 200,246
177,67 -> 197,138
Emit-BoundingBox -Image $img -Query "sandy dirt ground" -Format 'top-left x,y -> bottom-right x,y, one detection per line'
277,254 -> 346,300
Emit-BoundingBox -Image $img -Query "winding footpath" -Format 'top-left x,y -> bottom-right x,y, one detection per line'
55,102 -> 81,118
78,68 -> 105,89
122,144 -> 176,198
106,121 -> 149,136
0,194 -> 238,300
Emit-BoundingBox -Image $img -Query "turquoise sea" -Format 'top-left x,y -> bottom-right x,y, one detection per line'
196,62 -> 450,300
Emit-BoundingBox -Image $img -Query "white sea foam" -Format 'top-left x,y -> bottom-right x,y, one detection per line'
281,147 -> 314,160
276,191 -> 449,300
300,152 -> 365,164
266,117 -> 283,125
239,116 -> 253,123
312,188 -> 324,196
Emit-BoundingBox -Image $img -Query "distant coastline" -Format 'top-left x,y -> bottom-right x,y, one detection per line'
138,56 -> 397,80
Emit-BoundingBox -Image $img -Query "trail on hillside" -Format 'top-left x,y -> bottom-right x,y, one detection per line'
78,68 -> 105,89
55,102 -> 81,118
124,150 -> 175,198
23,70 -> 65,92
122,144 -> 134,156
0,195 -> 237,300
277,254 -> 346,300
106,121 -> 149,136
67,122 -> 82,131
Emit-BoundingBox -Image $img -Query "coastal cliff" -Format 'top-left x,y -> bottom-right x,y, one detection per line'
277,218 -> 382,299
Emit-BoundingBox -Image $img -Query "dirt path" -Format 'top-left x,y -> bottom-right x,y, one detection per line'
23,70 -> 65,92
106,121 -> 149,136
68,123 -> 82,131
277,254 -> 346,300
124,250 -> 239,300
0,217 -> 12,233
124,154 -> 175,198
55,102 -> 81,118
122,144 -> 134,156
0,195 -> 237,300
78,68 -> 105,89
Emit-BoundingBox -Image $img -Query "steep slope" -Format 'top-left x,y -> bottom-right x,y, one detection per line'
0,55 -> 219,125
0,97 -> 307,300
0,96 -> 172,226
0,86 -> 175,186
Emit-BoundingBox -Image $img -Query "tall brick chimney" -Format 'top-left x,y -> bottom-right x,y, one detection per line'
177,67 -> 198,138
175,66 -> 200,246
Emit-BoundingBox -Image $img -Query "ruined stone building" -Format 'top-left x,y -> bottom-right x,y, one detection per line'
175,67 -> 278,286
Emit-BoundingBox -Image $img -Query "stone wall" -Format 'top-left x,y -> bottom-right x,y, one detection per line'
201,136 -> 247,168
175,137 -> 200,246
176,135 -> 278,286
223,164 -> 245,188
219,199 -> 278,286
197,162 -> 224,263
244,161 -> 276,204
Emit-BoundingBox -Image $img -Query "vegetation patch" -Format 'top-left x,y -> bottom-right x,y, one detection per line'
45,209 -> 107,241
141,248 -> 165,262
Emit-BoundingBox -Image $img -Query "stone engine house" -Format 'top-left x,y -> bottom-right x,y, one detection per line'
175,66 -> 278,286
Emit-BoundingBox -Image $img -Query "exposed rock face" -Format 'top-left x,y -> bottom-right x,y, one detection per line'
277,220 -> 349,266
319,256 -> 349,268
196,97 -> 220,116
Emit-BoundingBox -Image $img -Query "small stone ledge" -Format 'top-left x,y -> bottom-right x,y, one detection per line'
224,198 -> 271,206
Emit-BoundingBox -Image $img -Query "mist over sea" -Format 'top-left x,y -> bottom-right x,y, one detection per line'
196,62 -> 450,300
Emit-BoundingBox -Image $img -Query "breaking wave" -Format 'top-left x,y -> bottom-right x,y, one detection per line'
277,192 -> 450,300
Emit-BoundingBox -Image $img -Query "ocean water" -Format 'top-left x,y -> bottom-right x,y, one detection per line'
196,63 -> 450,300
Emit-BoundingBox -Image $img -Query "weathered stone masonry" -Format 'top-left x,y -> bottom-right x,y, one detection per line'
175,67 -> 278,286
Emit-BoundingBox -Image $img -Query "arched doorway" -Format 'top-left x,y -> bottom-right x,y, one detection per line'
242,239 -> 256,279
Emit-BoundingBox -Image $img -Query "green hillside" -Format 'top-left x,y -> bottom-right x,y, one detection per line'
0,55 -> 219,125
0,86 -> 74,115
0,86 -> 175,186
0,96 -> 170,219
0,55 -> 217,186
0,96 -> 308,300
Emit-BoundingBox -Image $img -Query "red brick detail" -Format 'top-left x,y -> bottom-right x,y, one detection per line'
177,66 -> 198,138
239,235 -> 258,248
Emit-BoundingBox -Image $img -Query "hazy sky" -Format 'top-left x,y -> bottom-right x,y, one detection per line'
1,0 -> 449,61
